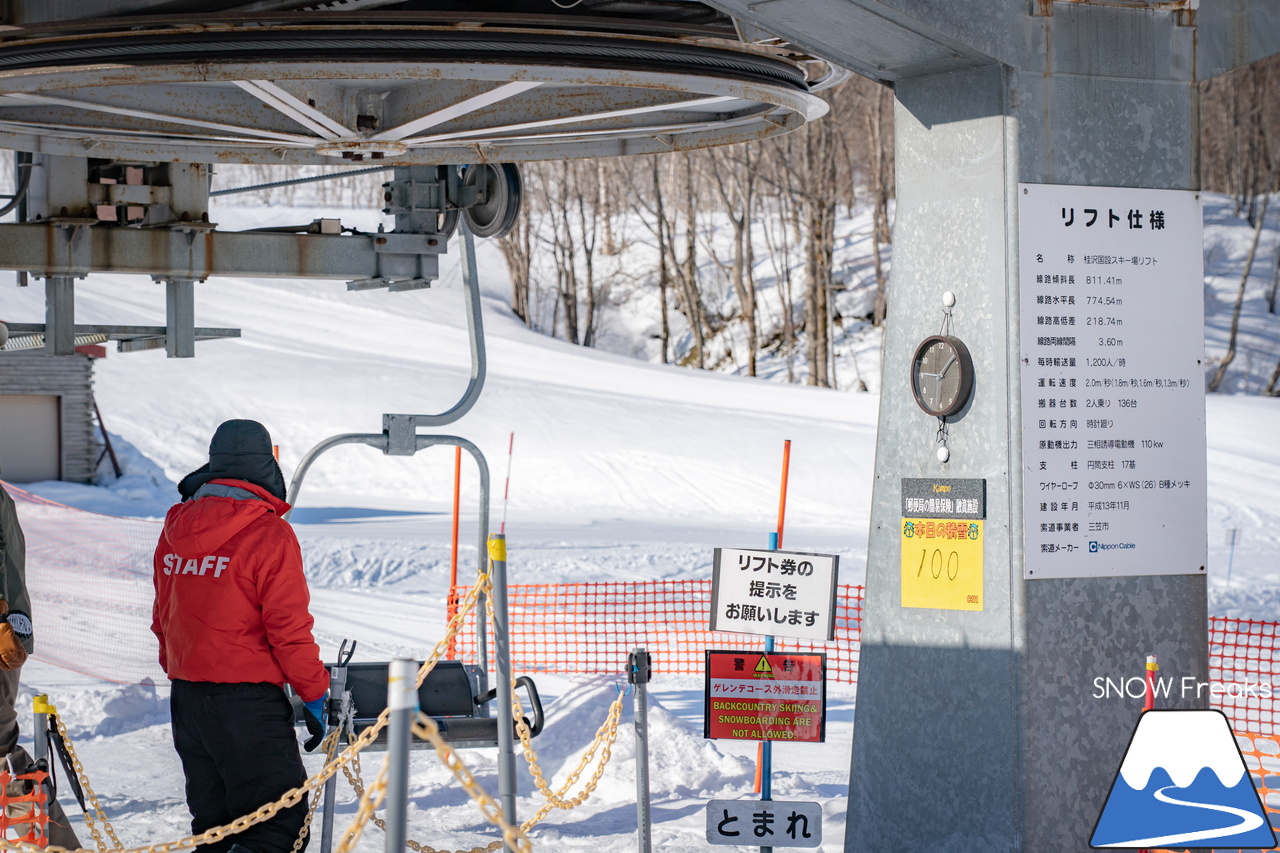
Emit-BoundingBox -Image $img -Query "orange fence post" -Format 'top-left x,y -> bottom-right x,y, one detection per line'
500,432 -> 514,535
776,439 -> 792,549
1144,655 -> 1157,713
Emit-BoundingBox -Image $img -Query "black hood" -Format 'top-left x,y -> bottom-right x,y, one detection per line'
178,419 -> 287,501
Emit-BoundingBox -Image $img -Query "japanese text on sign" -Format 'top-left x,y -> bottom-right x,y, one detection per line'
704,651 -> 826,742
706,799 -> 823,848
710,548 -> 838,642
900,519 -> 984,611
901,478 -> 986,519
1019,183 -> 1207,579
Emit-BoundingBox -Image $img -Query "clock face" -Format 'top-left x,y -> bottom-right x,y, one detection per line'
910,335 -> 974,417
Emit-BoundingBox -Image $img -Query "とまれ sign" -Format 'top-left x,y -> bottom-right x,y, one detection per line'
704,650 -> 826,742
706,799 -> 822,848
710,548 -> 839,642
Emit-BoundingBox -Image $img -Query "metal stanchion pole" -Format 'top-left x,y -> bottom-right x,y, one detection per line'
488,533 -> 517,826
630,648 -> 653,853
385,657 -> 417,853
31,695 -> 49,770
319,666 -> 348,853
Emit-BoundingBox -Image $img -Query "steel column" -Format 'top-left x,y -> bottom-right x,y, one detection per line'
847,9 -> 1210,850
165,279 -> 196,358
44,276 -> 74,355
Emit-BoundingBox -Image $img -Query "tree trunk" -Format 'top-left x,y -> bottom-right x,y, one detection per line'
1208,157 -> 1278,391
805,201 -> 834,387
498,210 -> 532,325
648,156 -> 671,363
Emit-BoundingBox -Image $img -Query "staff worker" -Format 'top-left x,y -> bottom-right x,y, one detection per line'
152,420 -> 328,853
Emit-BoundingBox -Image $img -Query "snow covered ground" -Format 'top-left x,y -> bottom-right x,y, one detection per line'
1,193 -> 1279,851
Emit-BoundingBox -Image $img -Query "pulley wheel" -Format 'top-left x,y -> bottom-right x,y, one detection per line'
461,163 -> 522,240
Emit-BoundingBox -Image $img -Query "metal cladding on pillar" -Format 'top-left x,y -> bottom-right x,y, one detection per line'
808,2 -> 1249,851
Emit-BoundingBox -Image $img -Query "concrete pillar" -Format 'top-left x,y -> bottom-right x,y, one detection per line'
847,9 -> 1207,852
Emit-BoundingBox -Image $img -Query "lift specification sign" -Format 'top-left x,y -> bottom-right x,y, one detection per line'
704,651 -> 825,742
1019,183 -> 1207,579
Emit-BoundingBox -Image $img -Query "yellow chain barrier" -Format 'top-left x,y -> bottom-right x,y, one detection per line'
49,713 -> 125,853
0,561 -> 628,853
290,728 -> 342,853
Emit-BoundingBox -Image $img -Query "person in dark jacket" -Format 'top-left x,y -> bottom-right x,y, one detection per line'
152,420 -> 329,853
0,471 -> 83,848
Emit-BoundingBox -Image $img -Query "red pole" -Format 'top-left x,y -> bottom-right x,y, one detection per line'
1139,655 -> 1157,853
776,439 -> 792,548
500,432 -> 515,535
446,445 -> 462,658
1144,655 -> 1157,712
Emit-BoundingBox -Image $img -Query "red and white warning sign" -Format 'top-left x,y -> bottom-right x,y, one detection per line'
703,650 -> 826,742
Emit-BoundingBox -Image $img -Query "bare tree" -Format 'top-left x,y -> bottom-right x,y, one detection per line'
705,144 -> 761,375
498,207 -> 533,325
1209,149 -> 1280,392
628,153 -> 714,366
1201,53 -> 1280,219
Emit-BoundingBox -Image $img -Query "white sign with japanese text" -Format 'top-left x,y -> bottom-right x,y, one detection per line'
710,548 -> 838,641
1019,183 -> 1207,579
706,799 -> 822,848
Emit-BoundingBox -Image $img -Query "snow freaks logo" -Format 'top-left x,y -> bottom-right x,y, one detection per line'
1092,674 -> 1274,701
1091,710 -> 1278,849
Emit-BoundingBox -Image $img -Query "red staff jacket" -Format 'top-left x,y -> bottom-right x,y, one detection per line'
151,479 -> 329,702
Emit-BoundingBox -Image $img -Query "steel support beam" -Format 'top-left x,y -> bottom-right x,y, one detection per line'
44,276 -> 75,355
0,224 -> 445,281
705,0 -> 1280,85
165,279 -> 196,358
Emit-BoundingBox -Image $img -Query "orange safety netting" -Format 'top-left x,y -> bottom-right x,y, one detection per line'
0,767 -> 50,846
449,580 -> 865,682
1211,618 -> 1280,737
6,482 -> 1280,745
1155,731 -> 1280,853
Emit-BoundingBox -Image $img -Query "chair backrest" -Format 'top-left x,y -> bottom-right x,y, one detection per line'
339,660 -> 487,722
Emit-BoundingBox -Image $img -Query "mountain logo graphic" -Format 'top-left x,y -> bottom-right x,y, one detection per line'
1091,709 -> 1277,849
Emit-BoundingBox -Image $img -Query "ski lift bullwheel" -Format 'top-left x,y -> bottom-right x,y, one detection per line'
461,163 -> 522,240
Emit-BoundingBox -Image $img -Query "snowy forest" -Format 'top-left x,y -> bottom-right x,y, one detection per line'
205,53 -> 1280,394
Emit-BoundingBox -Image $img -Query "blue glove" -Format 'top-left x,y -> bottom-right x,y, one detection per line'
301,693 -> 328,752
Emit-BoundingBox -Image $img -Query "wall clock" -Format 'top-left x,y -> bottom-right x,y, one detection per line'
910,335 -> 973,418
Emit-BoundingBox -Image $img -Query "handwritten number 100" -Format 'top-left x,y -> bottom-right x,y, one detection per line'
917,549 -> 959,581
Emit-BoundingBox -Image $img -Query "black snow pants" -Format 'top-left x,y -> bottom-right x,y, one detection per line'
170,681 -> 308,853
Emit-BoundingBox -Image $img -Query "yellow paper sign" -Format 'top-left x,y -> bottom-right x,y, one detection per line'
900,519 -> 984,611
